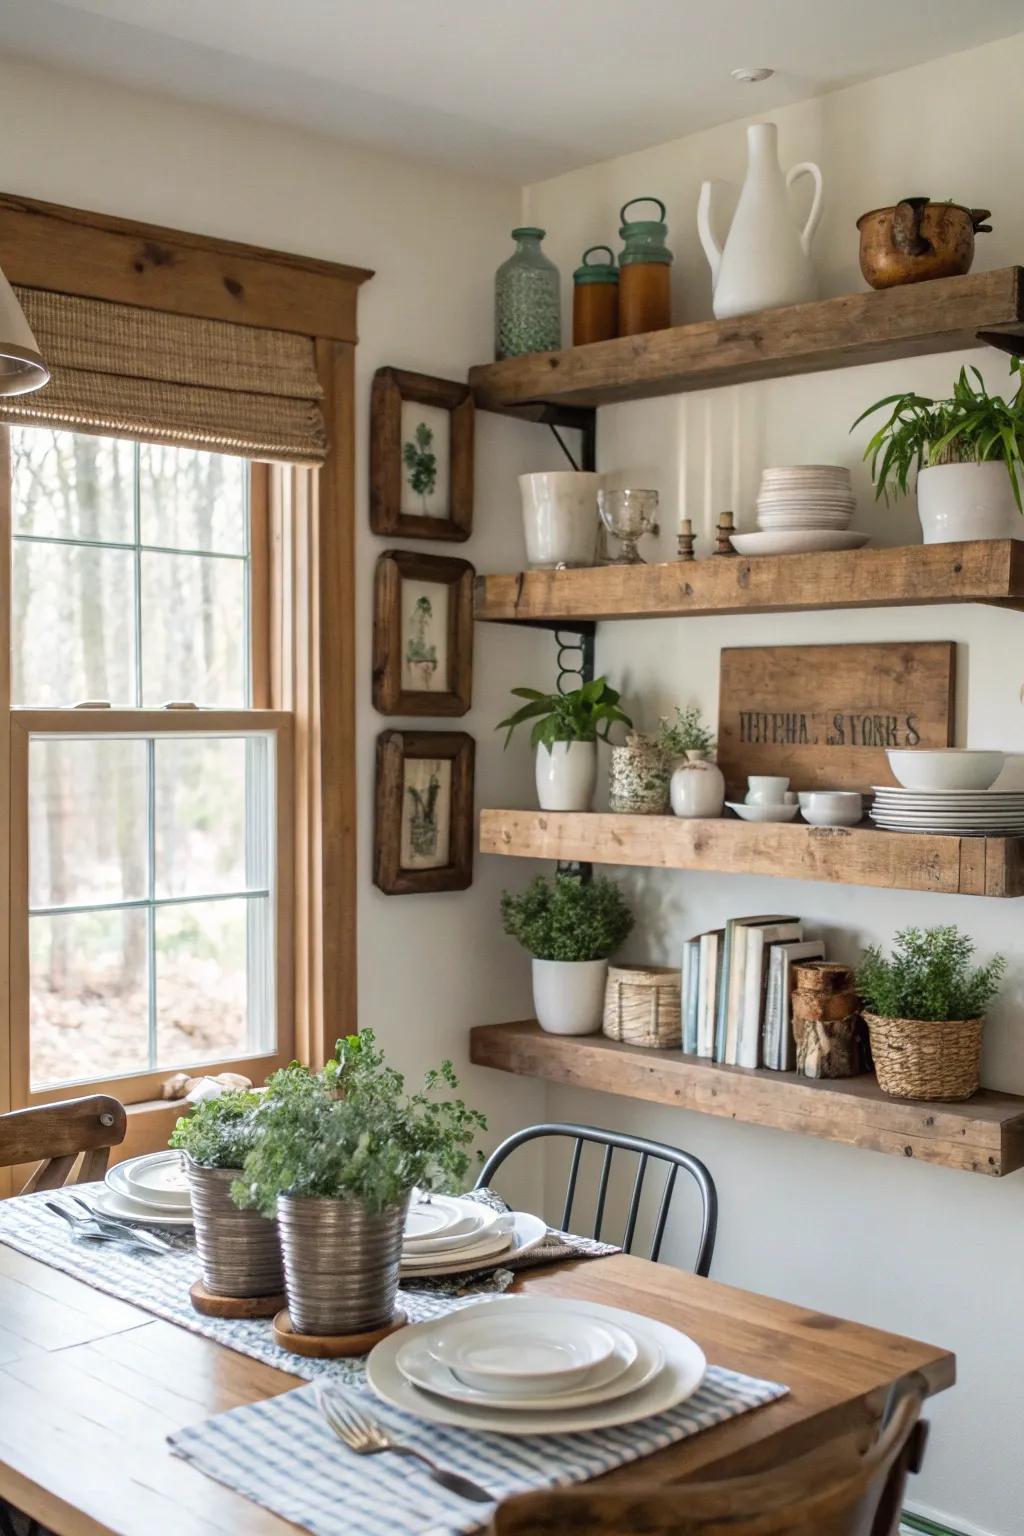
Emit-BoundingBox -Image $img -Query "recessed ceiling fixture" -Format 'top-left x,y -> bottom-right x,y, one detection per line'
0,267 -> 49,396
730,67 -> 775,84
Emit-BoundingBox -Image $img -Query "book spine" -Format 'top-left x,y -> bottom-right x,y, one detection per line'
681,941 -> 699,1055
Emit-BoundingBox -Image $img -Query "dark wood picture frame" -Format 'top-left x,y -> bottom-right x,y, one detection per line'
374,730 -> 475,895
373,549 -> 474,716
370,367 -> 474,542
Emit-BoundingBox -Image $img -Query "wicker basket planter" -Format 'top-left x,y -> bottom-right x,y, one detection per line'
603,964 -> 681,1048
862,1012 -> 984,1101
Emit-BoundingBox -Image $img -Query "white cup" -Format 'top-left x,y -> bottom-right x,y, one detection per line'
745,775 -> 790,804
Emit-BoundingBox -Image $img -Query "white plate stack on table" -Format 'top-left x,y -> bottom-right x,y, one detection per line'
400,1194 -> 546,1278
92,1150 -> 194,1228
730,465 -> 869,556
874,748 -> 1024,834
366,1294 -> 707,1434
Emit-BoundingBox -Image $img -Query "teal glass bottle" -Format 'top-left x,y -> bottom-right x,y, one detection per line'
494,227 -> 561,359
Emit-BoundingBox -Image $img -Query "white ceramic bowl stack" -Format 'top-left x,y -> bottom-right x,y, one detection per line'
731,466 -> 868,555
400,1193 -> 546,1279
872,749 -> 1024,834
364,1293 -> 708,1434
92,1150 -> 195,1228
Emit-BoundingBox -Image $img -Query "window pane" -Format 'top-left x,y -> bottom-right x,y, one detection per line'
139,445 -> 247,554
11,428 -> 134,543
29,908 -> 149,1088
154,737 -> 265,899
141,552 -> 246,705
155,896 -> 270,1067
29,738 -> 147,908
12,541 -> 136,706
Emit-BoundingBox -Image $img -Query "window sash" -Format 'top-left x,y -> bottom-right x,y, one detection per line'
9,707 -> 294,1109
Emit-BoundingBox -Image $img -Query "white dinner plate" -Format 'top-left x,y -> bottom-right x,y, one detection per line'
367,1296 -> 706,1435
871,786 -> 1024,800
399,1211 -> 546,1278
89,1186 -> 194,1229
403,1204 -> 503,1253
430,1307 -> 617,1389
400,1226 -> 515,1272
404,1194 -> 477,1242
121,1152 -> 191,1207
730,530 -> 870,556
106,1157 -> 193,1213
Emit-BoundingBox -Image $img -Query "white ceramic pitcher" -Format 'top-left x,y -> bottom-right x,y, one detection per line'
697,122 -> 823,319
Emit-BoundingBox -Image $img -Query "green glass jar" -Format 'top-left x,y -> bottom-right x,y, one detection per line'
494,227 -> 562,359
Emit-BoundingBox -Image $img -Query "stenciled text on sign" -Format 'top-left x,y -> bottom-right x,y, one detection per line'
737,711 -> 923,750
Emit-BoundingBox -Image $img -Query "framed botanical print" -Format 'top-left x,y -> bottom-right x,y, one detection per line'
370,367 -> 474,542
373,549 -> 474,716
374,730 -> 475,895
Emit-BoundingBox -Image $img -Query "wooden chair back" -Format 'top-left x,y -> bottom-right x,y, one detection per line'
493,1382 -> 927,1536
0,1096 -> 128,1195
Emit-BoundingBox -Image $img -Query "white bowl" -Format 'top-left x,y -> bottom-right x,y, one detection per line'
429,1309 -> 618,1393
799,791 -> 864,827
886,749 -> 1005,792
727,801 -> 800,824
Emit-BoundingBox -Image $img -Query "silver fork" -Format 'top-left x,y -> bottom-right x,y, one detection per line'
46,1199 -> 165,1255
66,1193 -> 172,1253
317,1388 -> 493,1505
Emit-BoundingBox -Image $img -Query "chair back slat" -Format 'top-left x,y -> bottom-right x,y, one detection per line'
650,1164 -> 678,1263
622,1151 -> 648,1254
561,1138 -> 583,1232
1,1096 -> 127,1195
592,1144 -> 614,1242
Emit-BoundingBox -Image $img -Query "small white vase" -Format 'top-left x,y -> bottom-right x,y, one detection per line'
535,740 -> 597,811
670,751 -> 726,819
697,121 -> 823,320
532,957 -> 607,1035
916,462 -> 1021,543
518,471 -> 602,568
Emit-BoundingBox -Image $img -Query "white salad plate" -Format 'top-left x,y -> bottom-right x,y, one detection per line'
367,1296 -> 706,1435
403,1213 -> 506,1257
429,1308 -> 618,1391
403,1203 -> 501,1252
400,1226 -> 515,1272
90,1185 -> 194,1229
727,801 -> 800,824
730,530 -> 869,556
404,1194 -> 478,1242
398,1211 -> 546,1277
105,1155 -> 193,1213
121,1152 -> 191,1207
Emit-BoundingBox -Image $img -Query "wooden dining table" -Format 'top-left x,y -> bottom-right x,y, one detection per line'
0,1243 -> 954,1536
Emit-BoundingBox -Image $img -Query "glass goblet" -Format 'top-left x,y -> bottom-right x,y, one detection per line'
598,488 -> 659,565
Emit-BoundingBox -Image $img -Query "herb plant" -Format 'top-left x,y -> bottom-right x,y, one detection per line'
169,1089 -> 263,1170
857,926 -> 1005,1022
403,421 -> 437,510
231,1031 -> 486,1218
655,705 -> 716,758
497,676 -> 632,752
501,873 -> 634,962
852,358 -> 1024,509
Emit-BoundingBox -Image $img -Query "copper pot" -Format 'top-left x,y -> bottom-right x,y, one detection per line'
857,197 -> 992,289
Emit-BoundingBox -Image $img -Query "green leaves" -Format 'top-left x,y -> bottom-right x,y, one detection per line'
656,706 -> 716,758
496,676 -> 632,751
500,874 -> 634,962
168,1089 -> 264,1170
856,926 -> 1005,1022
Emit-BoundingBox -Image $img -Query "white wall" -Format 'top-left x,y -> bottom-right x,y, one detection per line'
0,52 -> 553,1193
521,31 -> 1024,1536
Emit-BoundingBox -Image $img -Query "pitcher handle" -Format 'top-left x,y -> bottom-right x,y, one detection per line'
786,162 -> 823,256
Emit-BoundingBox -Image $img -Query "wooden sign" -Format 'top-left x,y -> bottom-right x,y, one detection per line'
717,641 -> 955,795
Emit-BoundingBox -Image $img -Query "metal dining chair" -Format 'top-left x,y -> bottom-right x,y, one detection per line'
475,1122 -> 718,1276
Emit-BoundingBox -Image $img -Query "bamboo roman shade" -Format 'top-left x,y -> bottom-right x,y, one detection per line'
0,287 -> 327,463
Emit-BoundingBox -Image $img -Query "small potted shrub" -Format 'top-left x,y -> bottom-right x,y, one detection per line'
501,873 -> 634,1035
169,1089 -> 284,1300
659,706 -> 726,820
498,676 -> 631,812
857,926 -> 1005,1101
232,1032 -> 485,1336
853,359 -> 1024,543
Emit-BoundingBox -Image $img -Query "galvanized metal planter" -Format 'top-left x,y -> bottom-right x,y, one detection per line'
276,1194 -> 409,1336
186,1158 -> 284,1299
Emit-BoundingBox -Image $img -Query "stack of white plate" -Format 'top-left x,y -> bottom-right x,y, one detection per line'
365,1294 -> 707,1434
870,786 -> 1024,836
400,1194 -> 545,1279
91,1150 -> 194,1228
732,465 -> 868,556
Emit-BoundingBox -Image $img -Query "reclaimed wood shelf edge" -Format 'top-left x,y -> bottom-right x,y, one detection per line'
479,810 -> 1024,898
470,1022 -> 1024,1176
474,541 -> 1024,624
469,267 -> 1024,411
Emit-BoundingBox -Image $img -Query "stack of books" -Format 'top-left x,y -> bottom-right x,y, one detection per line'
681,915 -> 825,1070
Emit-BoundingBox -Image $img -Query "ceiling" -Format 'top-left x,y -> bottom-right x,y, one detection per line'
2,0 -> 1022,181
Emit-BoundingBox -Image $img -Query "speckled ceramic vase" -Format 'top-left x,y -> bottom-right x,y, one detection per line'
609,735 -> 670,814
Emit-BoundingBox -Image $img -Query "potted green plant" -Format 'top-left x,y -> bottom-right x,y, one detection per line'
501,873 -> 634,1035
857,926 -> 1005,1101
231,1033 -> 486,1336
658,706 -> 725,819
169,1089 -> 284,1300
497,675 -> 632,812
852,359 -> 1024,543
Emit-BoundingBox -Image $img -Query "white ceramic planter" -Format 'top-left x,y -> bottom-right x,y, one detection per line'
917,461 -> 1021,543
518,471 -> 602,568
669,752 -> 726,818
535,740 -> 597,811
532,957 -> 608,1036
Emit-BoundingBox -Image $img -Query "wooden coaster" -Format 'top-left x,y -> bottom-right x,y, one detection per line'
273,1307 -> 408,1358
190,1280 -> 286,1320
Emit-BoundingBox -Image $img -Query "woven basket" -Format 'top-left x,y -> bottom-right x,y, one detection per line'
603,965 -> 681,1048
862,1012 -> 984,1101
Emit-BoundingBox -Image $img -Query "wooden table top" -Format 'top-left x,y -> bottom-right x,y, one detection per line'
0,1245 -> 954,1536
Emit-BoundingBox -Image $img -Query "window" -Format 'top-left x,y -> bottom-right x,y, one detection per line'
6,428 -> 293,1105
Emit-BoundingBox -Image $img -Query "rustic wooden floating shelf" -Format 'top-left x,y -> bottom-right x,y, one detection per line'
469,267 -> 1024,413
479,809 -> 1024,897
475,541 -> 1024,625
470,1022 -> 1024,1176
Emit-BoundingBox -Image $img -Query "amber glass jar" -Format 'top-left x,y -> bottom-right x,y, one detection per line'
617,197 -> 673,336
572,245 -> 619,346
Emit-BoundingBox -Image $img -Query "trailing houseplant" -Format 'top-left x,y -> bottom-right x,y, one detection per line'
501,874 -> 634,1035
231,1033 -> 486,1334
498,676 -> 632,812
852,359 -> 1024,542
856,926 -> 1006,1102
